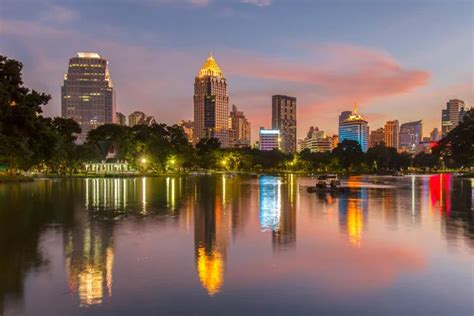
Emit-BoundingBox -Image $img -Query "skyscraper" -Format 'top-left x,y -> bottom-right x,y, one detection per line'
194,53 -> 229,147
272,95 -> 296,153
384,120 -> 399,149
338,103 -> 369,152
369,128 -> 385,148
399,120 -> 422,152
61,52 -> 115,142
229,105 -> 251,148
430,128 -> 440,142
441,99 -> 465,137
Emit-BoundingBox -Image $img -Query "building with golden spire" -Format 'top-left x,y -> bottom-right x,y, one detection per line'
338,102 -> 369,152
194,53 -> 229,147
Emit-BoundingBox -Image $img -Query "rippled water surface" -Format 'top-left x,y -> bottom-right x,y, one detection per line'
0,175 -> 472,315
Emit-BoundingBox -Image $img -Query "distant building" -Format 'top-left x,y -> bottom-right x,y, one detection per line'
301,126 -> 332,152
430,128 -> 440,142
442,99 -> 465,137
141,116 -> 156,126
399,120 -> 423,153
339,111 -> 352,124
272,95 -> 296,153
384,120 -> 399,149
369,127 -> 385,148
338,103 -> 369,152
229,105 -> 251,148
178,120 -> 194,144
330,135 -> 339,151
116,112 -> 126,126
128,111 -> 146,127
194,53 -> 229,147
259,128 -> 280,151
297,139 -> 305,152
61,52 -> 115,142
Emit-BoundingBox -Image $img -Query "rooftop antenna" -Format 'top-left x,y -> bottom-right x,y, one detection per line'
354,101 -> 358,114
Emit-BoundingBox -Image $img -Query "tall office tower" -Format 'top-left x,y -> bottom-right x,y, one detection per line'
61,52 -> 115,142
194,53 -> 229,147
338,103 -> 369,152
369,127 -> 385,148
259,128 -> 280,151
384,120 -> 399,149
116,112 -> 126,126
229,105 -> 251,148
442,99 -> 465,137
399,120 -> 423,152
272,95 -> 296,153
178,120 -> 194,144
430,128 -> 440,142
128,111 -> 146,127
339,111 -> 352,124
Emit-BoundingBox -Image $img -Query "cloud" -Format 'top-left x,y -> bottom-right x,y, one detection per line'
39,5 -> 79,24
241,0 -> 272,7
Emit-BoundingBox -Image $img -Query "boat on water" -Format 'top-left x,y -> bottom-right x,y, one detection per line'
307,175 -> 346,193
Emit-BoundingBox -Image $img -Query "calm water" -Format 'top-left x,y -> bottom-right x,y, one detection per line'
0,175 -> 472,315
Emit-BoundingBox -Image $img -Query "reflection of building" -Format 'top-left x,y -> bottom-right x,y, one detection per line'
272,95 -> 297,153
338,103 -> 369,152
259,128 -> 280,151
384,120 -> 399,149
399,120 -> 422,153
194,177 -> 229,296
229,105 -> 251,148
338,188 -> 368,247
61,52 -> 116,143
194,53 -> 229,147
441,99 -> 465,137
64,211 -> 114,306
259,176 -> 296,250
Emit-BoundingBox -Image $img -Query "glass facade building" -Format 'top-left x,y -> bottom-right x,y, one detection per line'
338,107 -> 369,152
61,52 -> 115,143
272,95 -> 296,153
399,120 -> 423,152
259,129 -> 280,151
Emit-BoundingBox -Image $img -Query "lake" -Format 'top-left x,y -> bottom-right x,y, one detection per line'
0,174 -> 472,315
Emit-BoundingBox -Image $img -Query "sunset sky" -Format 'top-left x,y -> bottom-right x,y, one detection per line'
1,0 -> 472,140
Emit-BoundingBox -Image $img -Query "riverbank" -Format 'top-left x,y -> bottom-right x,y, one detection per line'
0,175 -> 34,183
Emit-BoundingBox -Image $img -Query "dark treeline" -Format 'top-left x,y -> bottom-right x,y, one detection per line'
1,55 -> 473,176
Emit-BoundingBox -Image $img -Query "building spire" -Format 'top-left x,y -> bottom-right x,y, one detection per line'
354,101 -> 358,115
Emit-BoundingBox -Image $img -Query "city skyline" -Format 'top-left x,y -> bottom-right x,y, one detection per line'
1,0 -> 472,141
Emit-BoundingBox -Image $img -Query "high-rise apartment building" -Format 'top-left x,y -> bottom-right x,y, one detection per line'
384,120 -> 399,149
301,126 -> 332,152
338,103 -> 369,152
194,54 -> 229,147
128,111 -> 146,127
369,128 -> 385,148
259,129 -> 280,151
399,120 -> 422,152
61,52 -> 115,142
272,95 -> 296,153
229,105 -> 251,148
441,99 -> 465,137
116,112 -> 126,126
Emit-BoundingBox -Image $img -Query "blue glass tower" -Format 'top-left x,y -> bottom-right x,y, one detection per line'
338,103 -> 369,152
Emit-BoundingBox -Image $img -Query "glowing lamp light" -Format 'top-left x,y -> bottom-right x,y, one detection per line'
140,157 -> 147,164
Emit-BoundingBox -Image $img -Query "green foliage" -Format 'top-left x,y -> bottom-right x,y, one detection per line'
332,140 -> 364,171
433,109 -> 473,168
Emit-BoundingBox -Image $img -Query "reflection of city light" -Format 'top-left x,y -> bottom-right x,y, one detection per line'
142,177 -> 147,213
222,175 -> 226,206
347,202 -> 363,248
411,176 -> 415,215
259,176 -> 281,231
78,265 -> 104,306
429,174 -> 451,214
196,246 -> 224,296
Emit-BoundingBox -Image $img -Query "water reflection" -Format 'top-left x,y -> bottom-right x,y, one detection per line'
0,175 -> 472,314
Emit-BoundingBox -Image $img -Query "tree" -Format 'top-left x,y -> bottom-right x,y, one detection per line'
366,143 -> 399,172
0,56 -> 51,175
434,109 -> 474,168
332,140 -> 364,171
